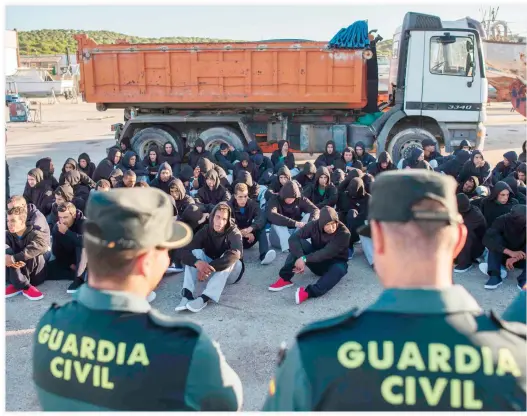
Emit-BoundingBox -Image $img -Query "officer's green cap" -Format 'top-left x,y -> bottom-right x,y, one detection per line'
358,170 -> 462,237
83,188 -> 193,250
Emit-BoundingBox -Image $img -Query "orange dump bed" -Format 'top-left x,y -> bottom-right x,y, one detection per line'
75,35 -> 368,109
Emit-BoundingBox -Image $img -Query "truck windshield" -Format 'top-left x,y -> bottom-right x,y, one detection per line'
429,36 -> 474,77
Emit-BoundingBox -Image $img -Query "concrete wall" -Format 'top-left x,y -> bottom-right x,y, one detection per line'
5,30 -> 19,76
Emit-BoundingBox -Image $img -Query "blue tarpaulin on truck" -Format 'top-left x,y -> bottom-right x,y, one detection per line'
328,20 -> 370,49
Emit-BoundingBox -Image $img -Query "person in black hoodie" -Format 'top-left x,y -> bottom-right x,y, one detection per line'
159,141 -> 182,175
178,202 -> 244,313
61,170 -> 95,210
23,168 -> 54,216
456,176 -> 479,199
458,150 -> 491,185
453,139 -> 472,156
315,141 -> 341,171
149,162 -> 175,195
196,157 -> 231,190
334,147 -> 361,174
78,153 -> 96,179
508,162 -> 526,184
247,142 -> 274,182
271,140 -> 297,175
48,202 -> 87,294
46,184 -> 84,227
233,170 -> 260,201
7,195 -> 51,248
454,194 -> 487,273
214,143 -> 238,173
421,138 -> 443,168
519,140 -> 526,163
59,158 -> 96,190
187,138 -> 214,169
401,147 -> 425,169
168,178 -> 196,218
367,151 -> 397,177
35,157 -> 59,190
181,204 -> 209,233
331,168 -> 346,187
229,182 -> 275,265
303,166 -> 338,209
481,204 -> 526,290
266,165 -> 293,200
503,176 -> 527,205
491,151 -> 519,185
118,150 -> 148,180
196,169 -> 231,212
6,206 -> 47,300
267,181 -> 320,253
109,168 -> 124,188
479,181 -> 518,228
269,206 -> 350,304
92,147 -> 122,182
142,147 -> 162,182
435,149 -> 471,179
354,141 -> 376,170
293,162 -> 316,189
178,164 -> 195,195
233,151 -> 258,182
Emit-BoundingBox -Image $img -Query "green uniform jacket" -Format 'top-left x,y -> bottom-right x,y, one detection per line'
263,285 -> 526,411
32,285 -> 243,411
502,290 -> 526,324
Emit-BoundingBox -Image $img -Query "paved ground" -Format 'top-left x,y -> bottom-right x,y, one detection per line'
5,100 -> 526,411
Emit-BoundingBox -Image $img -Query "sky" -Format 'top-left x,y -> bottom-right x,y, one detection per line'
5,4 -> 527,42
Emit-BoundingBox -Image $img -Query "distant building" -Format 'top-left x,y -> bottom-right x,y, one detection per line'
19,53 -> 78,76
5,30 -> 19,76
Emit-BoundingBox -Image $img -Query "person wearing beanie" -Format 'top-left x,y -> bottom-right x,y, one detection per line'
491,151 -> 519,185
454,194 -> 487,273
268,206 -> 350,304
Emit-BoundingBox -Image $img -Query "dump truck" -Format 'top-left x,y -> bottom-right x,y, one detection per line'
75,12 -> 487,163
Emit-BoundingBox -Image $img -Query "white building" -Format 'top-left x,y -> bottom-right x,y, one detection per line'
5,30 -> 19,76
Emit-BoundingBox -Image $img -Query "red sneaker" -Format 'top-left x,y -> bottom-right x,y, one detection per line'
6,284 -> 22,298
269,278 -> 294,292
295,287 -> 309,304
22,285 -> 44,301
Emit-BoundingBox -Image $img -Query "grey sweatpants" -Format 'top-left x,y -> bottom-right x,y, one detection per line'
269,213 -> 311,252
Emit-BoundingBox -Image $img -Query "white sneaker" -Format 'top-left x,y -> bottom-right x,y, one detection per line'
261,250 -> 276,265
147,291 -> 156,303
478,263 -> 507,279
175,297 -> 189,312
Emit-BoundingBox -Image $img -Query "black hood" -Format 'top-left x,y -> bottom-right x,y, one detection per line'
62,158 -> 78,174
517,162 -> 527,176
208,202 -> 235,235
63,170 -> 82,187
456,193 -> 471,213
277,165 -> 292,181
179,164 -> 194,182
509,204 -> 526,227
470,150 -> 485,164
315,166 -> 331,186
247,141 -> 262,155
162,142 -> 175,156
205,169 -> 220,190
252,153 -> 264,166
239,152 -> 250,163
157,162 -> 173,177
421,138 -> 436,148
408,148 -> 424,166
340,147 -> 356,162
182,204 -> 205,226
462,176 -> 479,193
28,168 -> 44,184
347,177 -> 366,198
302,162 -> 316,176
198,157 -> 215,174
376,151 -> 393,169
355,141 -> 367,152
332,168 -> 346,184
168,178 -> 186,200
36,157 -> 54,176
347,167 -> 363,179
319,206 -> 339,229
78,153 -> 91,165
455,149 -> 471,165
236,170 -> 253,187
489,181 -> 513,203
194,138 -> 206,153
279,180 -> 301,200
458,139 -> 471,151
504,151 -> 518,165
503,177 -> 521,197
107,147 -> 121,164
122,151 -> 138,169
324,140 -> 336,155
55,184 -> 74,202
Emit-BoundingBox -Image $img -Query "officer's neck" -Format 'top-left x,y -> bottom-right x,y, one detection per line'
379,261 -> 453,289
89,275 -> 152,298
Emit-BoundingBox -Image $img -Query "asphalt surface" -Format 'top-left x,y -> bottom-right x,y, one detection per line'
5,101 -> 526,411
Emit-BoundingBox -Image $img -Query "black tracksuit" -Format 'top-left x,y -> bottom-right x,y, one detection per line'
503,176 -> 527,205
247,141 -> 274,184
46,184 -> 85,227
265,166 -> 293,201
491,151 -> 519,185
6,225 -> 48,289
150,162 -> 175,195
168,178 -> 197,218
271,140 -> 296,172
483,205 -> 526,283
267,181 -> 320,228
367,151 -> 397,177
214,149 -> 238,172
435,149 -> 471,178
458,150 -> 491,185
159,142 -> 182,175
196,170 -> 231,212
456,195 -> 487,269
282,207 -> 350,297
337,177 -> 370,245
228,196 -> 269,260
302,166 -> 338,208
479,181 -> 519,228
188,139 -> 214,169
314,141 -> 341,169
23,168 -> 54,217
117,150 -> 148,177
293,162 -> 316,189
78,153 -> 96,179
142,148 -> 162,182
233,152 -> 259,182
48,210 -> 87,282
354,141 -> 376,168
93,147 -> 121,182
36,157 -> 59,191
456,176 -> 479,199
197,158 -> 231,190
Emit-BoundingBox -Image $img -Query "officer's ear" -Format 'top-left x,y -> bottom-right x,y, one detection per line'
370,220 -> 385,256
452,223 -> 468,260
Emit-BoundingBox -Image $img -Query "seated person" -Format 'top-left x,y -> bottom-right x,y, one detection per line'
233,152 -> 258,183
48,202 -> 88,294
61,170 -> 95,209
150,162 -> 175,194
503,176 -> 527,205
168,178 -> 196,218
271,140 -> 299,176
456,176 -> 479,199
77,153 -> 96,179
59,158 -> 96,189
196,158 -> 231,189
7,195 -> 50,247
6,207 -> 48,300
229,183 -> 276,265
46,184 -> 83,227
457,150 -> 491,186
142,147 -> 161,182
479,181 -> 518,228
267,181 -> 319,253
314,141 -> 341,171
302,166 -> 338,209
491,151 -> 519,185
266,166 -> 292,200
160,142 -> 182,175
233,170 -> 260,201
92,147 -> 122,182
196,170 -> 231,212
454,194 -> 487,273
293,162 -> 316,189
435,149 -> 471,179
117,150 -> 148,181
421,138 -> 443,168
122,170 -> 137,188
178,203 -> 243,313
109,168 -> 124,188
354,141 -> 376,170
269,206 -> 350,305
23,168 -> 54,216
367,151 -> 397,177
178,164 -> 196,195
214,143 -> 238,173
333,147 -> 362,174
36,157 -> 59,191
187,138 -> 214,169
95,179 -> 111,192
508,162 -> 526,183
480,204 -> 526,290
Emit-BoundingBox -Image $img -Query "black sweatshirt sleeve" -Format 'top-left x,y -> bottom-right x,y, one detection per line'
179,227 -> 209,266
316,185 -> 338,208
250,201 -> 266,231
209,229 -> 243,271
267,196 -> 297,228
483,217 -> 507,253
299,197 -> 320,221
305,226 -> 350,263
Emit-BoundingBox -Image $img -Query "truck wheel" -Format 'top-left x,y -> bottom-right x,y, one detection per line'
198,126 -> 245,155
130,126 -> 184,160
387,128 -> 438,164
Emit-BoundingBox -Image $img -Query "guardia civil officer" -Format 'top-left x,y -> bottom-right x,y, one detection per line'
263,170 -> 526,411
32,187 -> 243,411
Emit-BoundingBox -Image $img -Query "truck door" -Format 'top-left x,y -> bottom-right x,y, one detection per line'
419,31 -> 482,122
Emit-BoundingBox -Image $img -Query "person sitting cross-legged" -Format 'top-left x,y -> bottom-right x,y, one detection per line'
268,206 -> 350,304
177,202 -> 244,313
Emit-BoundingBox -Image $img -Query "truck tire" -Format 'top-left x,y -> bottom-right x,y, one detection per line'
387,127 -> 438,165
198,126 -> 245,155
130,126 -> 184,160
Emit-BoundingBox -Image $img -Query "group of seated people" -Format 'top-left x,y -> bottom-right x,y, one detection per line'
6,136 -> 527,308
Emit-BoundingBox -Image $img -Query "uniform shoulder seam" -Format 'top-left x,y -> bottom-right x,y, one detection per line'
147,309 -> 202,333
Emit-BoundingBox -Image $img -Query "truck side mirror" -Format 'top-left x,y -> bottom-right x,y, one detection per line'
438,33 -> 456,44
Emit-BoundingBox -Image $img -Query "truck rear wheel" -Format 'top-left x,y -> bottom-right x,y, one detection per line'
198,126 -> 245,155
130,126 -> 184,160
387,127 -> 438,164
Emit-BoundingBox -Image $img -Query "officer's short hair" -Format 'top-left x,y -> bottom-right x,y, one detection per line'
7,195 -> 26,209
7,206 -> 27,222
124,169 -> 136,178
57,202 -> 77,217
84,241 -> 143,278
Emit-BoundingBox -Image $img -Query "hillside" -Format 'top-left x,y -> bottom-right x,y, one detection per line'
17,29 -> 394,57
